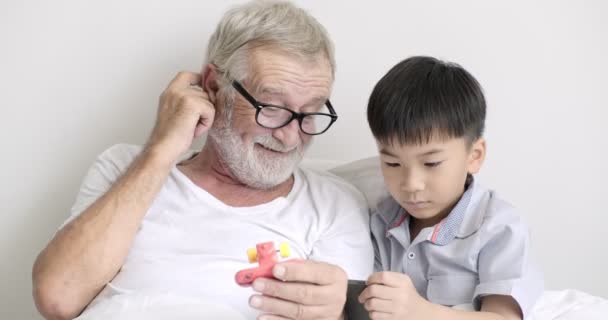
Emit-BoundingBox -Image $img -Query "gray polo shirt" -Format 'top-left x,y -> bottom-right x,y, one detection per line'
371,178 -> 543,318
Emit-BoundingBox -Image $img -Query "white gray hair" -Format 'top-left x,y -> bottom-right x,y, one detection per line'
204,0 -> 336,91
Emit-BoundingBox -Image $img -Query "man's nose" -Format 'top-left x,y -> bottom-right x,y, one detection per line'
272,119 -> 301,150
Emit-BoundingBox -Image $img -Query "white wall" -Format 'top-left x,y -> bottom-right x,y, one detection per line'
1,0 -> 606,318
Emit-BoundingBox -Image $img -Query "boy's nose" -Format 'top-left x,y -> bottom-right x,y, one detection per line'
399,169 -> 425,193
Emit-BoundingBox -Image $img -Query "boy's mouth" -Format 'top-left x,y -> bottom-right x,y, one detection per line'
403,201 -> 431,209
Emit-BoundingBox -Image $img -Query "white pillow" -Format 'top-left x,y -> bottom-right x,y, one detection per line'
329,156 -> 389,210
299,158 -> 344,171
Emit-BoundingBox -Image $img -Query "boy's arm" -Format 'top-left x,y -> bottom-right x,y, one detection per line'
480,295 -> 522,320
473,205 -> 544,318
427,295 -> 521,320
360,272 -> 522,320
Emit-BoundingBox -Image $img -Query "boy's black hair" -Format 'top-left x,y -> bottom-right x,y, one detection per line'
367,56 -> 486,146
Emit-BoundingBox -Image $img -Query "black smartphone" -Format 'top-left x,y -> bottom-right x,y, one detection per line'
344,280 -> 370,320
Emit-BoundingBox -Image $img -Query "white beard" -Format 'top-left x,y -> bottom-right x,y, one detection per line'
208,120 -> 309,190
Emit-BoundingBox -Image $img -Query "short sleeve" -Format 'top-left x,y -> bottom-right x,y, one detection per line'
306,174 -> 374,281
474,207 -> 544,319
60,144 -> 142,228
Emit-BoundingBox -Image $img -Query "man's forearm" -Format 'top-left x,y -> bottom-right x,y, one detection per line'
33,147 -> 173,319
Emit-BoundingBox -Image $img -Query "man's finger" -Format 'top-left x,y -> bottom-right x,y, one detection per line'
254,315 -> 290,320
186,84 -> 204,93
273,260 -> 346,286
168,71 -> 202,89
252,277 -> 334,305
249,294 -> 332,320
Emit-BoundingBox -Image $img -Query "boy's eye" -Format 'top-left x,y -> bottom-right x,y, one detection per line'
384,162 -> 400,168
424,161 -> 443,168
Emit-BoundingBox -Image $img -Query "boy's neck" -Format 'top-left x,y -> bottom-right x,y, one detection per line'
409,215 -> 443,241
408,190 -> 466,240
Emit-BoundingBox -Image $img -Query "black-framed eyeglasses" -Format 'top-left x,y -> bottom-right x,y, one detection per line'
232,80 -> 338,135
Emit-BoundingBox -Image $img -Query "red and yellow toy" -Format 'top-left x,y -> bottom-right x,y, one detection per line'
235,241 -> 291,286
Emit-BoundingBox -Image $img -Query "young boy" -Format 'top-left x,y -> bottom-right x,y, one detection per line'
358,56 -> 543,320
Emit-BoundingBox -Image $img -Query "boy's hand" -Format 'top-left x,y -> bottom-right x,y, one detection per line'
358,271 -> 431,320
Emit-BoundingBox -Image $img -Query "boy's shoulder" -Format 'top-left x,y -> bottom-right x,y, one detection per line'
369,180 -> 528,240
462,182 -> 528,238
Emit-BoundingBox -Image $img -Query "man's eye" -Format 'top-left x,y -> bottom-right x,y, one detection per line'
424,161 -> 442,168
384,162 -> 400,168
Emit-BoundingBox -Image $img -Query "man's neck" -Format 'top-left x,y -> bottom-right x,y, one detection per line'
177,145 -> 294,207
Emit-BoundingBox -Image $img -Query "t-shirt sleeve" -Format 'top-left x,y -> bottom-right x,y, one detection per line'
307,176 -> 374,281
473,208 -> 544,319
59,144 -> 141,229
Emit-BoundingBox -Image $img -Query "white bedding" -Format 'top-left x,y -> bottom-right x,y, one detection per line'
530,290 -> 608,320
75,289 -> 608,320
75,158 -> 608,319
75,292 -> 247,320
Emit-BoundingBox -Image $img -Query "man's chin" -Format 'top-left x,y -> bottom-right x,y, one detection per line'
242,172 -> 294,190
241,160 -> 299,190
253,148 -> 302,169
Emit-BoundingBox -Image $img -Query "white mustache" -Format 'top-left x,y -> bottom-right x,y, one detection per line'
253,135 -> 299,153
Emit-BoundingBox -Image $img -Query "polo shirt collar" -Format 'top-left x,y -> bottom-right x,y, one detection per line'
376,175 -> 485,246
426,179 -> 475,245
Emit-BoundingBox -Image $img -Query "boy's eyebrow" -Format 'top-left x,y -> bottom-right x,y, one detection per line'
379,148 -> 444,157
417,149 -> 444,157
379,148 -> 397,157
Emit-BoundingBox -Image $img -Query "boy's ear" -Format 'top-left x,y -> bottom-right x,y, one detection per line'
201,63 -> 220,105
467,138 -> 486,174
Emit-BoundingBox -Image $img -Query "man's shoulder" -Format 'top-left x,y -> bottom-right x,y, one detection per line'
99,143 -> 142,160
297,166 -> 361,192
296,167 -> 367,205
94,143 -> 143,172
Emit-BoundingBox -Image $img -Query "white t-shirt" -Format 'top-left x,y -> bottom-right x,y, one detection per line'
66,144 -> 374,319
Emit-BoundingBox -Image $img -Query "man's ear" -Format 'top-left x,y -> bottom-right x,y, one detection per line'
202,63 -> 220,104
467,138 -> 486,175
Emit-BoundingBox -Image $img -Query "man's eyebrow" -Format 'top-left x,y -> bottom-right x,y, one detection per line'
307,96 -> 328,105
257,86 -> 329,106
259,86 -> 284,96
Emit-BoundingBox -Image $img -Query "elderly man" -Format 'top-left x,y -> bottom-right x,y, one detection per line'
32,1 -> 373,319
